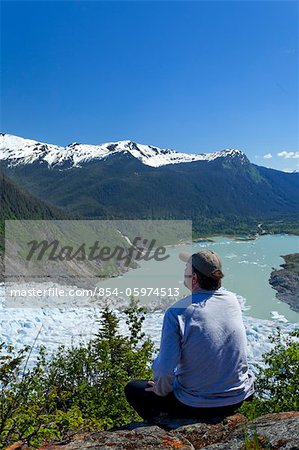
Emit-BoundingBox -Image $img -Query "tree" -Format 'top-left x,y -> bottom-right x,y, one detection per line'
0,299 -> 154,448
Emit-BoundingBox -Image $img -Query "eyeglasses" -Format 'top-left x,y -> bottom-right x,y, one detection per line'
184,275 -> 192,278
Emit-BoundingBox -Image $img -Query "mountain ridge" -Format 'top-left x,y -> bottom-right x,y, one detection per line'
1,133 -> 298,235
0,133 -> 248,168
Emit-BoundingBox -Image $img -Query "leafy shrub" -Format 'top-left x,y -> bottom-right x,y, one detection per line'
240,328 -> 299,419
0,299 -> 154,448
1,307 -> 298,447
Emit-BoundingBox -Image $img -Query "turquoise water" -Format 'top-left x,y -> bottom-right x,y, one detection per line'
1,234 -> 298,367
192,234 -> 299,323
98,234 -> 299,323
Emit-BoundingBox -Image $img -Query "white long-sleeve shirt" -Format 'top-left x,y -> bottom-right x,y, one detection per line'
152,287 -> 255,407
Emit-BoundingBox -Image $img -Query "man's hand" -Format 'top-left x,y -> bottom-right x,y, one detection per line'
145,380 -> 158,394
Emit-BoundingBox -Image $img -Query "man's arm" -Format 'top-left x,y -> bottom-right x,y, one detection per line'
151,308 -> 182,396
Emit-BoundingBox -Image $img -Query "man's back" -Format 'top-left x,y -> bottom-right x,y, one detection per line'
153,287 -> 254,407
125,249 -> 254,420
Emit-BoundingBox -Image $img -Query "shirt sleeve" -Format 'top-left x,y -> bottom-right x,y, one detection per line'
152,308 -> 182,396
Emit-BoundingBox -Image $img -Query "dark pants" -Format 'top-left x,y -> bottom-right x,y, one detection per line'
124,380 -> 251,421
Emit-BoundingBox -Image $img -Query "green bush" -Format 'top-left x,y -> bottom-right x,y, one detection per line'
0,299 -> 154,448
1,307 -> 298,448
240,328 -> 299,419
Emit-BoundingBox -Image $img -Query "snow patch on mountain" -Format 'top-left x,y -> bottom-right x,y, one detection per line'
0,133 -> 248,169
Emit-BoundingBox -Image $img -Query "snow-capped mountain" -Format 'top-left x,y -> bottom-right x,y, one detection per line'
0,132 -> 298,226
0,133 -> 247,168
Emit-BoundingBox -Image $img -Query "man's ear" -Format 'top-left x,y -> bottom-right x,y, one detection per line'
192,272 -> 199,286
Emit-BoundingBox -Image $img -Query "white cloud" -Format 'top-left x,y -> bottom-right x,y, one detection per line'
277,151 -> 299,159
263,153 -> 272,159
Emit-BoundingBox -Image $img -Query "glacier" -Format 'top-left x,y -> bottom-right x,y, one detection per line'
0,281 -> 296,375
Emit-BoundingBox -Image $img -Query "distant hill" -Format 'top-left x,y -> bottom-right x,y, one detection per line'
0,171 -> 191,284
0,171 -> 76,255
0,171 -> 74,220
0,172 -> 80,283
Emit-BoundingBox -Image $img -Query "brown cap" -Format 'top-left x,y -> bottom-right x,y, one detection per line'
179,249 -> 223,279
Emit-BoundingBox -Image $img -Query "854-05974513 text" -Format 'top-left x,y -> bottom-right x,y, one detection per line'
8,286 -> 181,299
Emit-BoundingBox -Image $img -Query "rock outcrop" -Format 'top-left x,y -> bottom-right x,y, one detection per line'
269,253 -> 299,313
8,411 -> 298,450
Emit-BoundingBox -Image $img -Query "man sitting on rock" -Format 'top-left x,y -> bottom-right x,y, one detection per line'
125,249 -> 254,421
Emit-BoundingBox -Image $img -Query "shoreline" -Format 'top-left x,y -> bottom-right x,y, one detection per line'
269,253 -> 299,314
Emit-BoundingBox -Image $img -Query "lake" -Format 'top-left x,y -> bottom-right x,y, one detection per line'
96,234 -> 299,323
0,234 -> 298,370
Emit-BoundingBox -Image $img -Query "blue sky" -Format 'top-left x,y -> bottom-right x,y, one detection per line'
1,1 -> 298,171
